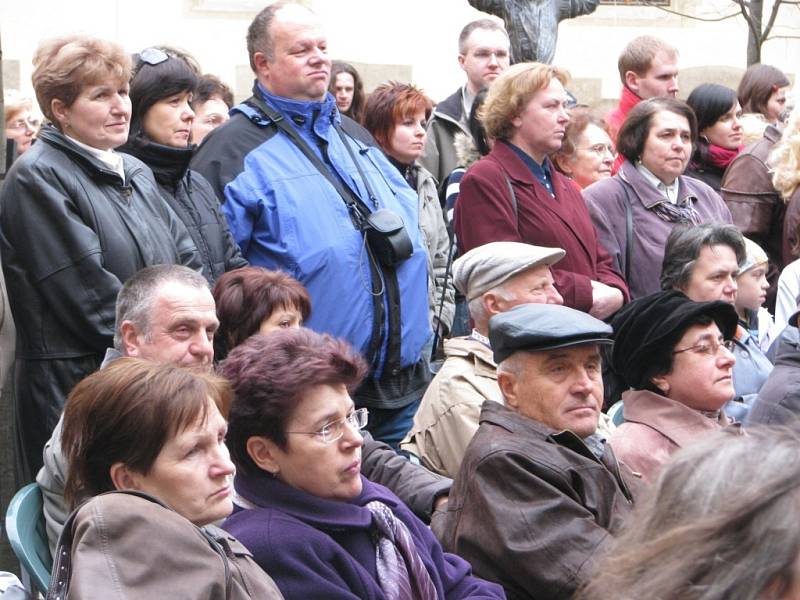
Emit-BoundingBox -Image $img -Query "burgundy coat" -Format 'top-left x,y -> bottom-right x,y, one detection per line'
454,141 -> 629,311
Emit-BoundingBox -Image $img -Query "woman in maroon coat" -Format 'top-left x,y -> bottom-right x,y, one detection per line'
454,63 -> 629,318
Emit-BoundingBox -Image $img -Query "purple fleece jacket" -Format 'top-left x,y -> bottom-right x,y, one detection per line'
224,472 -> 505,600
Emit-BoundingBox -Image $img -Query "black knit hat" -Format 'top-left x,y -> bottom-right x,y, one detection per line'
610,290 -> 738,390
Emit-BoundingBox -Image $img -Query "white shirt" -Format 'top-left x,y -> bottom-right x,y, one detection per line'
636,162 -> 679,204
66,135 -> 125,182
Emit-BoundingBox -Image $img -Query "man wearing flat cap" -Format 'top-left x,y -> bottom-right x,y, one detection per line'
401,241 -> 564,478
435,303 -> 638,600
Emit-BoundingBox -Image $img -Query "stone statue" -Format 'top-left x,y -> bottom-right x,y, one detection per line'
469,0 -> 600,64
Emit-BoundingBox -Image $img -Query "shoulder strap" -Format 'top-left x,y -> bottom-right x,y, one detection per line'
618,179 -> 634,284
244,95 -> 368,226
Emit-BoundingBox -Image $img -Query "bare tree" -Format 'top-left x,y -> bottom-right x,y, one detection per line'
641,0 -> 798,66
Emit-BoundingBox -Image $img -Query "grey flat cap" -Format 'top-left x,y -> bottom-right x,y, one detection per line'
453,242 -> 565,301
489,303 -> 613,364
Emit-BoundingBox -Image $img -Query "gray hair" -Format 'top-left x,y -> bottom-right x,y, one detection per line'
246,0 -> 296,71
576,427 -> 800,600
467,278 -> 516,330
660,223 -> 746,291
113,265 -> 209,352
457,19 -> 508,55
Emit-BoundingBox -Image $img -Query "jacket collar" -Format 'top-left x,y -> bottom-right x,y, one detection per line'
234,470 -> 399,532
432,87 -> 466,123
479,400 -> 601,463
38,124 -> 139,182
763,124 -> 782,144
619,159 -> 699,209
617,86 -> 641,116
621,389 -> 731,448
119,135 -> 194,187
444,336 -> 497,379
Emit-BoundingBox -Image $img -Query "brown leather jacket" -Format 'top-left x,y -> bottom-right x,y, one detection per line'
720,125 -> 788,308
48,491 -> 284,600
434,401 -> 638,600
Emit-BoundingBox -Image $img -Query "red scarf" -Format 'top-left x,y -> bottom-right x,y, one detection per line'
705,143 -> 743,170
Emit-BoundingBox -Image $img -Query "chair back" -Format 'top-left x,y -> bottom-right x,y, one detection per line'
5,483 -> 52,595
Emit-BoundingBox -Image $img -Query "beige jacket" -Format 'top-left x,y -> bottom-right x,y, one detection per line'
401,337 -> 502,478
49,492 -> 284,600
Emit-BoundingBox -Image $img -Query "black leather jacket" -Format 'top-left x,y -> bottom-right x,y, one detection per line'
120,136 -> 247,284
0,124 -> 201,476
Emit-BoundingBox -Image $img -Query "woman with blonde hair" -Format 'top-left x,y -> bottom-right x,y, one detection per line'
4,89 -> 39,157
454,62 -> 629,318
0,35 -> 200,477
769,103 -> 800,280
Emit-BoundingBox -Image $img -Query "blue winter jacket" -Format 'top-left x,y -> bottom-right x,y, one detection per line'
192,84 -> 431,379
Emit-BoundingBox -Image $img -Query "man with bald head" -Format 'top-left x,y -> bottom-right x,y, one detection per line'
193,1 -> 432,448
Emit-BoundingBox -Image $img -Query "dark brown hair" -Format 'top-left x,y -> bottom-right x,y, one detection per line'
219,328 -> 366,475
212,267 -> 311,361
616,97 -> 697,164
363,81 -> 433,156
737,64 -> 790,118
329,61 -> 365,123
61,358 -> 231,506
194,73 -> 234,109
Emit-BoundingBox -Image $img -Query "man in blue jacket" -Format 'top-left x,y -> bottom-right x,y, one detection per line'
192,1 -> 432,449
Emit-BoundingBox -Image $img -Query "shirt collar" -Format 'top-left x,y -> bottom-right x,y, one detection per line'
470,328 -> 491,348
67,135 -> 125,181
506,141 -> 555,197
636,162 -> 679,204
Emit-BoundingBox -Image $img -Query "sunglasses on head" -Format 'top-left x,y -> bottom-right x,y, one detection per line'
137,47 -> 169,66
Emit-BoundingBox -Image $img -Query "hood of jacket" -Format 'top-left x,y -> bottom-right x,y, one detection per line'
454,132 -> 481,168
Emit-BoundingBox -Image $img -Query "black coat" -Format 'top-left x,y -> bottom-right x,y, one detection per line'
120,137 -> 247,284
0,125 -> 201,478
747,326 -> 800,427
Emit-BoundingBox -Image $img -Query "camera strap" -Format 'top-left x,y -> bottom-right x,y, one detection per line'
245,95 -> 372,230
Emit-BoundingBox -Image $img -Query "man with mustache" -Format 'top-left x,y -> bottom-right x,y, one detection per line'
435,302 -> 639,600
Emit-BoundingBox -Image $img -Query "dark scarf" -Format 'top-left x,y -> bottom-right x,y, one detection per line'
388,156 -> 417,190
119,135 -> 195,189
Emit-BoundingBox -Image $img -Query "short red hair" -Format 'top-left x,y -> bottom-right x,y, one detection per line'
363,81 -> 433,152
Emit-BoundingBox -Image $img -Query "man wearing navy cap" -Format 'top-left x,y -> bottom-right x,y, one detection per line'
435,303 -> 638,600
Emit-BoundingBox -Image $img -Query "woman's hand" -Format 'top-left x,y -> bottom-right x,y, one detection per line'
589,280 -> 624,320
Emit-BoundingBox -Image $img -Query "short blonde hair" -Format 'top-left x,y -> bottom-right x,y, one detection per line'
769,104 -> 800,199
3,90 -> 33,127
31,35 -> 131,126
480,62 -> 569,142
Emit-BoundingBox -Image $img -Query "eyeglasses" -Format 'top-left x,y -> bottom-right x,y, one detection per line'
286,408 -> 369,444
579,143 -> 616,157
7,117 -> 38,132
673,337 -> 735,357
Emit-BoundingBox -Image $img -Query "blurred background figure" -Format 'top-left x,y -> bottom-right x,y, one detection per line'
329,60 -> 365,123
4,89 -> 39,159
191,73 -> 234,144
552,107 -> 615,190
685,83 -> 743,192
577,428 -> 800,600
735,237 -> 776,353
737,63 -> 791,126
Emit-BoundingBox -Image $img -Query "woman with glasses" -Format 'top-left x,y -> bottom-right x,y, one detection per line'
552,107 -> 615,190
122,46 -> 247,284
583,97 -> 732,299
52,358 -> 284,598
605,290 -> 739,483
3,90 -> 39,157
219,328 -> 505,600
0,35 -> 200,479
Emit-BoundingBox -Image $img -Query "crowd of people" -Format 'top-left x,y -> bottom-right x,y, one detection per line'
2,1 -> 800,598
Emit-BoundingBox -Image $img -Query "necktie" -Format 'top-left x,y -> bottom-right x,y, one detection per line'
366,500 -> 439,600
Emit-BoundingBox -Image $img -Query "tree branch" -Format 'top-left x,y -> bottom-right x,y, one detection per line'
733,0 -> 761,41
635,0 -> 740,21
761,0 -> 784,41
